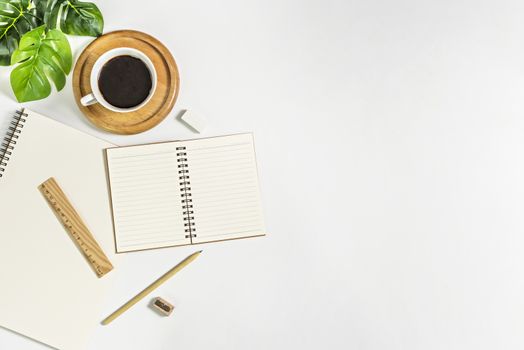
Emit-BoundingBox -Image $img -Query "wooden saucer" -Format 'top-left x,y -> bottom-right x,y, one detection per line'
73,30 -> 180,135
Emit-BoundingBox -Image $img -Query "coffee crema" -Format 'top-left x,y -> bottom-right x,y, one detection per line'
98,55 -> 153,109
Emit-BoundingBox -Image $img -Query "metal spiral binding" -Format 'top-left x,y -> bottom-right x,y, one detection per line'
0,109 -> 27,178
177,146 -> 196,239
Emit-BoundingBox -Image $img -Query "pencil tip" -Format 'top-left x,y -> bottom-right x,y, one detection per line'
198,250 -> 203,253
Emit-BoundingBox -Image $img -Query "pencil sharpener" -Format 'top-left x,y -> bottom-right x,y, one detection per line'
151,297 -> 175,316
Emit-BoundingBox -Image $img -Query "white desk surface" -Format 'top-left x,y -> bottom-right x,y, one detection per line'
1,0 -> 524,349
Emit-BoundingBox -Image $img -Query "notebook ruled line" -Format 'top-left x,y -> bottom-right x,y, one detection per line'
116,220 -> 179,231
192,199 -> 260,210
119,239 -> 185,248
113,190 -> 180,201
193,229 -> 264,238
188,162 -> 256,173
114,199 -> 178,210
110,155 -> 178,164
117,212 -> 181,222
196,215 -> 263,227
112,183 -> 178,194
189,155 -> 253,164
185,142 -> 250,152
112,175 -> 178,185
109,150 -> 177,159
120,234 -> 183,243
116,206 -> 180,217
187,168 -> 255,180
109,167 -> 178,178
191,206 -> 261,218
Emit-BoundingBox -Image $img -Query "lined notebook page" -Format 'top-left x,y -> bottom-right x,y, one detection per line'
183,134 -> 266,243
106,143 -> 188,252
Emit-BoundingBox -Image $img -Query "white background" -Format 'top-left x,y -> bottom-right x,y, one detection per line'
1,0 -> 524,349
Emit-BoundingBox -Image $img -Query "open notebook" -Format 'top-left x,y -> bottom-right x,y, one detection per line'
0,109 -> 121,350
106,133 -> 266,252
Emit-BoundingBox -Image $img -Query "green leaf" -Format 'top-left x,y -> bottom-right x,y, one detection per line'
38,0 -> 61,29
43,0 -> 103,36
61,0 -> 103,36
42,0 -> 103,36
10,25 -> 72,102
0,0 -> 41,66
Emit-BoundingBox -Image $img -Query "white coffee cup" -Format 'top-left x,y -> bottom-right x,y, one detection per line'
80,47 -> 157,113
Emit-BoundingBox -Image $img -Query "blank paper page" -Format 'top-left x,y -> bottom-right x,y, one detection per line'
0,109 -> 124,350
106,143 -> 188,252
183,134 -> 266,243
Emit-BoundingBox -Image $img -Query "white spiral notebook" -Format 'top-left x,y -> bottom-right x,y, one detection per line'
0,108 -> 121,350
106,133 -> 266,253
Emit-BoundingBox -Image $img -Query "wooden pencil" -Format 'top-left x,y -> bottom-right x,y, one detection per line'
101,250 -> 202,325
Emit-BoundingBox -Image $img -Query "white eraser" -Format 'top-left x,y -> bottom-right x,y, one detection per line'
180,110 -> 207,133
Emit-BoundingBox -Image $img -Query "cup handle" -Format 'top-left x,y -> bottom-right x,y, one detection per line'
80,93 -> 97,106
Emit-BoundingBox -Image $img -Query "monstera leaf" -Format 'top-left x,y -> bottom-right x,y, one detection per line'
61,0 -> 103,36
10,25 -> 72,102
43,0 -> 103,36
0,0 -> 41,66
5,0 -> 103,102
36,0 -> 59,34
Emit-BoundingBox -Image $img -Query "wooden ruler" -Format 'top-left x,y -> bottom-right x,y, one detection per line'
39,177 -> 113,277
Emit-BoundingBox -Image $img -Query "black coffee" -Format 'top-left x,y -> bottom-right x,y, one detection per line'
98,55 -> 152,109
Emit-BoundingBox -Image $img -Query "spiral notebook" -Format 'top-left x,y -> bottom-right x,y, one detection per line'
0,109 -> 121,350
106,133 -> 266,253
